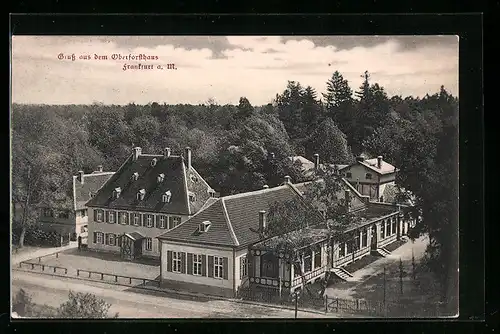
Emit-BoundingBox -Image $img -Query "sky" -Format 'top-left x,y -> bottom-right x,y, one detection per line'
11,35 -> 459,106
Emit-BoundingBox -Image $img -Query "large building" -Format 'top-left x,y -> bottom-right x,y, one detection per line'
85,147 -> 215,260
156,180 -> 315,298
339,155 -> 398,202
38,166 -> 114,239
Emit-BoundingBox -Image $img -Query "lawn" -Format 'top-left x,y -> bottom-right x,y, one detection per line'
36,248 -> 160,280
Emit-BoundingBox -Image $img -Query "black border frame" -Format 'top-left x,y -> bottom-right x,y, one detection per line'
6,13 -> 485,334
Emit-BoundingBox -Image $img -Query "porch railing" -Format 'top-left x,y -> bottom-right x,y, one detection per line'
249,276 -> 291,288
291,265 -> 326,287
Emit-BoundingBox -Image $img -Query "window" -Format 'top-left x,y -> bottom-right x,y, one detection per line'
133,213 -> 140,226
162,190 -> 171,203
190,174 -> 198,183
82,209 -> 88,217
137,189 -> 146,201
240,256 -> 248,279
107,233 -> 115,246
362,228 -> 368,247
159,215 -> 166,229
366,173 -> 372,180
146,214 -> 153,227
108,211 -> 115,224
354,234 -> 360,251
172,252 -> 182,273
145,238 -> 152,251
193,254 -> 202,276
113,187 -> 121,199
392,220 -> 397,235
157,173 -> 164,183
189,192 -> 196,202
386,221 -> 390,237
96,210 -> 103,222
199,221 -> 211,233
120,212 -> 128,225
380,223 -> 385,239
43,208 -> 53,217
214,256 -> 223,279
346,241 -> 353,255
96,232 -> 103,244
89,192 -> 95,199
304,250 -> 313,273
339,242 -> 346,257
58,211 -> 69,219
314,248 -> 322,269
346,172 -> 352,178
169,216 -> 181,229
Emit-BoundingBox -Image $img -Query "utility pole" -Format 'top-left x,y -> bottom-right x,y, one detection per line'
399,257 -> 404,295
383,266 -> 387,317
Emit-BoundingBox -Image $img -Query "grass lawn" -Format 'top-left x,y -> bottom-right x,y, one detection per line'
37,248 -> 160,280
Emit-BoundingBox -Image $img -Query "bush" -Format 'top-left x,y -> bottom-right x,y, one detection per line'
12,289 -> 33,316
57,291 -> 118,318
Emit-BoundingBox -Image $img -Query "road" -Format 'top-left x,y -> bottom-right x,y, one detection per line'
12,270 -> 333,319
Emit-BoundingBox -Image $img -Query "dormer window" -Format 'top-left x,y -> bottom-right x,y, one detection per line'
365,173 -> 372,180
157,173 -> 165,183
132,172 -> 139,181
162,190 -> 172,203
89,192 -> 95,199
188,191 -> 196,202
113,187 -> 121,199
190,174 -> 198,183
199,220 -> 211,233
137,189 -> 146,201
151,158 -> 157,167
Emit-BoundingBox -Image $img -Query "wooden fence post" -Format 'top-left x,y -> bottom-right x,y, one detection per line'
56,252 -> 59,258
53,267 -> 56,273
77,269 -> 80,276
42,265 -> 45,271
115,275 -> 118,282
31,264 -> 34,270
129,277 -> 132,284
143,279 -> 146,286
19,262 -> 22,268
89,271 -> 91,278
65,268 -> 67,274
101,273 -> 104,280
38,257 -> 41,263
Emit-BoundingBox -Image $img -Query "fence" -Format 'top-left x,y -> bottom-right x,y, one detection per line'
18,260 -> 161,288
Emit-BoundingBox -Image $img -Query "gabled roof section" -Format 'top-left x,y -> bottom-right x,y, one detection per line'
158,184 -> 307,248
86,153 -> 193,215
359,158 -> 398,175
73,172 -> 114,211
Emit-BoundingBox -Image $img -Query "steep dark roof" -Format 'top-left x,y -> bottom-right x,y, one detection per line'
158,184 -> 307,248
73,172 -> 114,211
86,153 -> 213,215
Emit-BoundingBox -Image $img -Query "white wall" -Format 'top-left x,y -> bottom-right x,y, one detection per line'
87,207 -> 189,256
234,248 -> 249,290
160,240 -> 234,290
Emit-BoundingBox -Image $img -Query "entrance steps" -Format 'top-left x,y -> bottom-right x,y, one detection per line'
373,247 -> 391,257
329,267 -> 353,281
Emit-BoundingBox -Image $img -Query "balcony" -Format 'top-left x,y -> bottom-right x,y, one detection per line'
291,265 -> 327,287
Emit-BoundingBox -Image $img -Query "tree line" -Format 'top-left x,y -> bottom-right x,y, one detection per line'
11,70 -> 458,308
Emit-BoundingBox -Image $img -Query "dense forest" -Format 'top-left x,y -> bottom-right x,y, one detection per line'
11,70 -> 458,304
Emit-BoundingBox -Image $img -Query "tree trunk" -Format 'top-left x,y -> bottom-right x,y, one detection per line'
293,261 -> 314,298
19,227 -> 26,248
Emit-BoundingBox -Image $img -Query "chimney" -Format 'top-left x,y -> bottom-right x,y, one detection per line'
377,156 -> 383,169
284,175 -> 291,184
344,189 -> 351,212
164,147 -> 171,158
263,185 -> 269,189
356,156 -> 364,162
259,210 -> 267,231
313,153 -> 320,170
133,147 -> 142,161
96,165 -> 103,173
78,171 -> 84,185
184,147 -> 192,169
269,152 -> 275,160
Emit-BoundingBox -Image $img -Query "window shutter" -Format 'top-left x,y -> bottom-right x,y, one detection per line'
129,213 -> 133,225
167,251 -> 172,272
141,214 -> 145,226
155,215 -> 159,228
208,256 -> 214,278
105,211 -> 109,223
187,253 -> 193,275
180,252 -> 186,274
223,257 -> 228,280
93,210 -> 97,222
104,233 -> 108,245
201,255 -> 207,276
113,234 -> 117,246
93,232 -> 97,243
